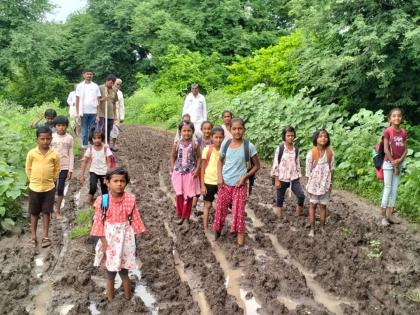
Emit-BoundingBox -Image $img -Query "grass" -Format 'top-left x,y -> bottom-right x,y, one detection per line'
69,208 -> 93,239
367,240 -> 383,259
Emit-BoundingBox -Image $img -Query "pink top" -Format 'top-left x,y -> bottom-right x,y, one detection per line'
383,127 -> 407,161
222,124 -> 232,140
271,145 -> 301,182
51,133 -> 74,172
91,192 -> 146,237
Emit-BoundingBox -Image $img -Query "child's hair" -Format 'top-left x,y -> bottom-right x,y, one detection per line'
44,109 -> 57,118
106,167 -> 130,183
201,121 -> 213,130
36,125 -> 52,137
54,116 -> 69,127
281,126 -> 296,141
211,126 -> 225,136
222,110 -> 233,118
388,107 -> 403,125
178,121 -> 195,133
182,113 -> 191,121
231,118 -> 245,128
89,128 -> 105,142
312,129 -> 331,147
106,74 -> 117,82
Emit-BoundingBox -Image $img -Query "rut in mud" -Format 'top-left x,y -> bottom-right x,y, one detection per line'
1,125 -> 420,315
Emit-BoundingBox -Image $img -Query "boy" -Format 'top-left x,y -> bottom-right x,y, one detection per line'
51,116 -> 74,219
26,126 -> 60,247
31,109 -> 57,133
200,126 -> 225,230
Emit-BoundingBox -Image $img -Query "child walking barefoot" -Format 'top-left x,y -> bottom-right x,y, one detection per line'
213,118 -> 260,246
306,129 -> 334,237
201,127 -> 225,230
271,126 -> 305,224
91,167 -> 146,301
380,108 -> 407,226
80,129 -> 113,205
51,116 -> 74,219
171,121 -> 201,227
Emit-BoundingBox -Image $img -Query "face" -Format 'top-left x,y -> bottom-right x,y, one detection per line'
106,80 -> 114,89
92,134 -> 103,146
317,131 -> 329,147
181,125 -> 193,140
37,133 -> 52,150
182,115 -> 191,122
114,81 -> 121,90
191,87 -> 199,96
45,116 -> 55,124
202,123 -> 212,138
389,110 -> 402,126
222,113 -> 232,125
285,131 -> 295,144
212,131 -> 224,147
83,71 -> 93,82
231,121 -> 245,139
56,124 -> 67,135
106,174 -> 127,195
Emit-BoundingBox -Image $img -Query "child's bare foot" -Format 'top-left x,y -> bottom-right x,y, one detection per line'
237,233 -> 245,246
55,212 -> 62,220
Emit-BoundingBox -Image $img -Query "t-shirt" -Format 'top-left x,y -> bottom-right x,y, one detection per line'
25,148 -> 60,192
84,145 -> 113,175
67,91 -> 77,118
98,85 -> 119,119
220,141 -> 257,187
383,127 -> 407,160
51,133 -> 74,172
270,144 -> 301,182
75,81 -> 101,115
202,145 -> 220,185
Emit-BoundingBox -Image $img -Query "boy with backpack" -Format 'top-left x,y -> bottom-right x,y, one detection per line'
271,126 -> 305,224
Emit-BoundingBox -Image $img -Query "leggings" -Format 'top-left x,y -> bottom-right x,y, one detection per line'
176,195 -> 193,219
276,179 -> 305,207
89,172 -> 108,196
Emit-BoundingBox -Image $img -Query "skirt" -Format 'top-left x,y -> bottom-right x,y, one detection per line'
171,170 -> 200,199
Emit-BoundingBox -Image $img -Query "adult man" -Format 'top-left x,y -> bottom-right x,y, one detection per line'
98,74 -> 118,144
110,78 -> 125,151
182,83 -> 207,137
76,69 -> 101,148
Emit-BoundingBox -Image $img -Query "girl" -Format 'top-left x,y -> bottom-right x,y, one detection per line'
306,129 -> 334,237
221,110 -> 233,140
199,121 -> 213,150
271,126 -> 305,223
213,118 -> 260,246
171,121 -> 201,227
91,167 -> 146,301
201,126 -> 225,230
381,108 -> 407,226
80,129 -> 113,205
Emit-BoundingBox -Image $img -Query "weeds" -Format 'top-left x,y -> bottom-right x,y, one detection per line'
340,227 -> 352,238
70,208 -> 93,239
367,240 -> 383,259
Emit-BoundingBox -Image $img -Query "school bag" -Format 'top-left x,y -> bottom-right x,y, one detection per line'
373,136 -> 385,180
100,194 -> 134,225
88,145 -> 117,169
271,144 -> 300,185
221,139 -> 255,194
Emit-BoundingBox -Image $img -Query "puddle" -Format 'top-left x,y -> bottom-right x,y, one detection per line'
266,233 -> 358,314
245,206 -> 265,228
60,183 -> 70,209
89,303 -> 101,315
58,304 -> 75,315
130,264 -> 159,315
277,296 -> 299,310
33,283 -> 52,315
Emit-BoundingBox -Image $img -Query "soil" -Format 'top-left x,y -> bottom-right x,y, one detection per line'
1,125 -> 419,315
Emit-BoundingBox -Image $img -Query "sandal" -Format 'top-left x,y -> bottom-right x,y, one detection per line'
41,237 -> 52,248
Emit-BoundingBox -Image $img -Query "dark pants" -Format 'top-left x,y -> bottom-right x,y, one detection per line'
56,170 -> 69,196
276,179 -> 305,208
89,172 -> 108,196
99,117 -> 114,143
81,114 -> 97,146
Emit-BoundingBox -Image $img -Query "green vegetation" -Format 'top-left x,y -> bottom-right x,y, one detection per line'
69,208 -> 94,239
367,240 -> 383,259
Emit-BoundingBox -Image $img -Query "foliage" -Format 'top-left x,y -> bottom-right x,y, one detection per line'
69,208 -> 94,239
367,240 -> 383,259
226,31 -> 302,95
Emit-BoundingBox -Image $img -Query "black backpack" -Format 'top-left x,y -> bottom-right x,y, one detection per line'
373,136 -> 385,170
271,144 -> 299,185
221,139 -> 256,194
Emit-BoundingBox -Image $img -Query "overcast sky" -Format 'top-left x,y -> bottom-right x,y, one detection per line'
45,0 -> 87,22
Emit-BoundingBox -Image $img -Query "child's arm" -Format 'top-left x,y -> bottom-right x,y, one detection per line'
193,145 -> 202,177
305,151 -> 313,178
25,152 -> 32,179
200,148 -> 207,194
237,154 -> 261,187
68,137 -> 74,180
217,158 -> 224,186
80,152 -> 90,184
170,143 -> 177,171
271,147 -> 281,190
130,202 -> 146,235
90,197 -> 106,253
53,154 -> 61,182
31,113 -> 44,128
383,135 -> 393,163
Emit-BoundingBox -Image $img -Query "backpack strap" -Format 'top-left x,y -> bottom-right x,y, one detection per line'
204,144 -> 214,170
221,139 -> 232,162
244,139 -> 250,162
277,144 -> 284,165
101,194 -> 109,224
294,145 -> 299,164
127,204 -> 135,225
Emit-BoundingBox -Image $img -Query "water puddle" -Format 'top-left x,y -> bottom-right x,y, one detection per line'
266,233 -> 358,314
245,206 -> 265,228
130,264 -> 159,315
277,296 -> 299,310
89,303 -> 101,315
33,283 -> 52,315
58,304 -> 75,315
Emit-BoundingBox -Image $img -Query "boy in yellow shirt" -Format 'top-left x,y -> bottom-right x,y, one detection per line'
25,126 -> 60,247
200,127 -> 225,230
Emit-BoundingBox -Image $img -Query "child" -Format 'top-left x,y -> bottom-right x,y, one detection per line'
380,108 -> 407,226
91,167 -> 146,301
305,129 -> 334,237
25,126 -> 60,247
171,121 -> 201,227
31,109 -> 57,133
51,116 -> 74,219
80,129 -> 113,205
221,110 -> 233,140
174,113 -> 192,143
271,126 -> 305,223
199,121 -> 213,150
201,126 -> 225,230
212,118 -> 260,246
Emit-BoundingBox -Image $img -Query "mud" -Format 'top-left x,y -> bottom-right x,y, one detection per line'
0,125 -> 419,314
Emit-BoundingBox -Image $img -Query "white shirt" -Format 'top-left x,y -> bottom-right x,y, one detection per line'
75,81 -> 101,115
182,92 -> 207,125
116,90 -> 125,121
84,145 -> 113,175
67,91 -> 77,118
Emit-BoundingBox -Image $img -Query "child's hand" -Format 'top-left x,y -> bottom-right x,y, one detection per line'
391,158 -> 400,166
67,172 -> 73,180
236,176 -> 246,187
217,177 -> 224,187
275,178 -> 281,190
201,185 -> 207,195
192,169 -> 199,178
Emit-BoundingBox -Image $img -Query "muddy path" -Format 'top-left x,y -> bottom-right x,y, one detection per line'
1,125 -> 420,315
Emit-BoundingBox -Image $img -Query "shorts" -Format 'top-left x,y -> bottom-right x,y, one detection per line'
56,170 -> 69,196
28,188 -> 56,215
203,184 -> 218,202
309,193 -> 330,205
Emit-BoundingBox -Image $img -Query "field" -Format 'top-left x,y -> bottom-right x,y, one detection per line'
0,125 -> 419,315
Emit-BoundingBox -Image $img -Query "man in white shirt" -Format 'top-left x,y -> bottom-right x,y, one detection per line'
76,69 -> 102,148
67,84 -> 79,136
182,83 -> 207,137
110,78 -> 125,151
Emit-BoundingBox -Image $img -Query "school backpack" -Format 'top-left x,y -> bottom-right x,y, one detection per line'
221,139 -> 256,194
271,144 -> 300,185
373,128 -> 396,180
89,145 -> 117,170
100,194 -> 134,225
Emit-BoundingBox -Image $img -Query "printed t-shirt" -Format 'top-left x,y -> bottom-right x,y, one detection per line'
383,127 -> 407,161
51,133 -> 74,171
202,145 -> 220,185
84,145 -> 113,175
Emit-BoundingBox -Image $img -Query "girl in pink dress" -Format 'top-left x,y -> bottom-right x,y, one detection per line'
171,121 -> 201,227
91,167 -> 146,301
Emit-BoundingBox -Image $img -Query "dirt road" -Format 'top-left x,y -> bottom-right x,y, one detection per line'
1,125 -> 419,315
